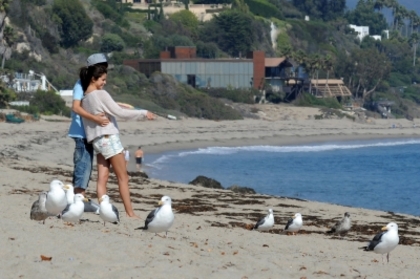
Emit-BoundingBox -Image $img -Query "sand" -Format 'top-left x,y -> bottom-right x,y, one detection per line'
1,104 -> 420,278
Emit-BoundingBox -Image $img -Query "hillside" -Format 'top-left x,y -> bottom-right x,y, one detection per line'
2,0 -> 420,120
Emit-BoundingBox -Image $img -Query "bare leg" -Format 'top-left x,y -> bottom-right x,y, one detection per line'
97,154 -> 110,203
109,153 -> 139,218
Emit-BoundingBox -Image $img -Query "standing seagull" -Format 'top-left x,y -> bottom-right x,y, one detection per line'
64,184 -> 100,214
135,196 -> 174,236
253,209 -> 274,231
45,179 -> 68,216
61,194 -> 88,224
284,213 -> 303,235
30,192 -> 54,224
99,195 -> 120,226
361,222 -> 399,263
327,212 -> 352,236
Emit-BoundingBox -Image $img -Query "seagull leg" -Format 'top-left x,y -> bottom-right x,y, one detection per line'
387,253 -> 390,263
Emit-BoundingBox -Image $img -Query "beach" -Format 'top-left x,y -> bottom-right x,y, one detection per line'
1,104 -> 420,278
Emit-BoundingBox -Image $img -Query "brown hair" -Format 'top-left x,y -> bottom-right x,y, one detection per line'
79,65 -> 108,92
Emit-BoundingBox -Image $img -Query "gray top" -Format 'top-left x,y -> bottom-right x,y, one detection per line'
81,90 -> 147,142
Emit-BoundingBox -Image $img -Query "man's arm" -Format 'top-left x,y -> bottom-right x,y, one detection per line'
72,100 -> 109,126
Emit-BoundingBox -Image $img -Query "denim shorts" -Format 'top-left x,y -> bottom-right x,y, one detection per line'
72,138 -> 94,190
92,134 -> 124,160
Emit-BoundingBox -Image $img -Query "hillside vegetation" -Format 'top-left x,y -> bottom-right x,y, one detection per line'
1,0 -> 420,119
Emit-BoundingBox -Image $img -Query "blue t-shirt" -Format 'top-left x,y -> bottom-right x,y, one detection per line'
67,80 -> 86,139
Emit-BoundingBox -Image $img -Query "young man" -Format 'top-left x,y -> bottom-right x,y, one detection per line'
135,146 -> 143,172
67,53 -> 110,195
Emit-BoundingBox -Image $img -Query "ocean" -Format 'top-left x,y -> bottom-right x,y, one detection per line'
145,138 -> 420,216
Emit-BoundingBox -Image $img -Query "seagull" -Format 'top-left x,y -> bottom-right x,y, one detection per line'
361,222 -> 399,263
61,194 -> 88,224
326,212 -> 352,236
99,195 -> 120,226
284,213 -> 303,235
64,184 -> 100,214
253,209 -> 274,231
45,179 -> 68,216
135,196 -> 174,236
63,184 -> 75,205
30,192 -> 55,224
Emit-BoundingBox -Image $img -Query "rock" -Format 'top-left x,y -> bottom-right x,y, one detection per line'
227,185 -> 256,194
189,175 -> 224,189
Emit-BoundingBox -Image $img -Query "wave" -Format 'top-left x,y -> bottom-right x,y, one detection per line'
148,138 -> 420,168
177,139 -> 420,156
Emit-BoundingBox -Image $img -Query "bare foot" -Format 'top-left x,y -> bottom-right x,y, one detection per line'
126,213 -> 141,219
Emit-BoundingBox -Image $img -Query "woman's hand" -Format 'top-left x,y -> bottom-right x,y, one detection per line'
146,111 -> 156,120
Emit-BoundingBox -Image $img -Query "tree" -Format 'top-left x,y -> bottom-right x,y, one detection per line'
0,81 -> 16,108
30,90 -> 69,115
0,0 -> 12,69
345,0 -> 387,35
231,0 -> 249,14
351,48 -> 391,100
169,10 -> 199,38
409,33 -> 420,66
292,0 -> 346,21
200,10 -> 255,57
52,0 -> 93,48
323,54 -> 335,86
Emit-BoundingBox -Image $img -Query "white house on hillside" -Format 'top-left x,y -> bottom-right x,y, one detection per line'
349,24 -> 370,41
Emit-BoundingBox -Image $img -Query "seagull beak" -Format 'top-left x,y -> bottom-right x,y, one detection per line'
381,226 -> 388,231
63,185 -> 70,190
158,201 -> 163,206
99,198 -> 103,203
83,198 -> 89,202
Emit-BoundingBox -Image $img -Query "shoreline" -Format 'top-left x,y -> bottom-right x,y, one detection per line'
141,132 -> 420,154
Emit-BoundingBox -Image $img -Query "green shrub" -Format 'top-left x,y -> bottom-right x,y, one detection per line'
30,90 -> 71,116
294,93 -> 342,109
244,0 -> 283,19
101,33 -> 126,52
200,88 -> 256,104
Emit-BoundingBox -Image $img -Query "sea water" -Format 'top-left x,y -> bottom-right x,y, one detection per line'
145,138 -> 420,216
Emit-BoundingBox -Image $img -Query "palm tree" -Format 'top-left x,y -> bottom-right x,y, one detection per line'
373,0 -> 386,12
408,10 -> 418,35
323,54 -> 335,96
291,50 -> 307,77
0,0 -> 11,69
409,33 -> 420,66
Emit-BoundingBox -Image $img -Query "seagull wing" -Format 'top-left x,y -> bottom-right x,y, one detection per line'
253,216 -> 266,230
284,217 -> 294,230
61,204 -> 72,217
84,199 -> 100,213
363,231 -> 385,251
111,204 -> 120,222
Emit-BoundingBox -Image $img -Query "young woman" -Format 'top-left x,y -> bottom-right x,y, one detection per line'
79,64 -> 154,218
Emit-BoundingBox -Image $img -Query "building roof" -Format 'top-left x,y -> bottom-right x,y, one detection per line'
265,57 -> 287,67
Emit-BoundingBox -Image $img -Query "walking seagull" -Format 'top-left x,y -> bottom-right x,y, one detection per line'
327,212 -> 352,236
253,209 -> 274,231
284,213 -> 303,235
135,196 -> 174,237
360,222 -> 399,263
